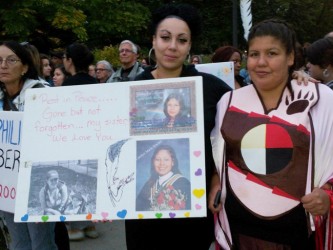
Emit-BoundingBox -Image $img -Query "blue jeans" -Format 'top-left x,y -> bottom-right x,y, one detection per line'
2,212 -> 57,250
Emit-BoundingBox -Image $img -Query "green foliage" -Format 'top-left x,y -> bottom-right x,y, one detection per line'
52,7 -> 88,41
83,0 -> 151,48
1,8 -> 38,37
93,45 -> 121,69
0,0 -> 332,55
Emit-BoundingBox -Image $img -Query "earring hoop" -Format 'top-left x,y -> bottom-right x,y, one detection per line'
187,53 -> 191,64
323,68 -> 330,78
148,48 -> 156,67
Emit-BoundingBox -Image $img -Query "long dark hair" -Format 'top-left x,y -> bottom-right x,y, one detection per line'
0,41 -> 39,81
65,43 -> 94,72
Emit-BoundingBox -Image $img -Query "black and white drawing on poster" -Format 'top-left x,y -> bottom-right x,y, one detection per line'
105,139 -> 134,207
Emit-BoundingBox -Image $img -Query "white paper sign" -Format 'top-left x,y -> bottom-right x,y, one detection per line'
15,77 -> 207,223
195,62 -> 235,89
0,111 -> 22,212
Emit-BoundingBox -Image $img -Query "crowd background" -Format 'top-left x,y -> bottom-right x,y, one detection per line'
0,0 -> 332,69
0,1 -> 333,249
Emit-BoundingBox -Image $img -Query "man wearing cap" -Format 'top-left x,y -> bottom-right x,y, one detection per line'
39,170 -> 68,215
109,40 -> 144,82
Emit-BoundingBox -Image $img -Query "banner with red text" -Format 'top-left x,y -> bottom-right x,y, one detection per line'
15,77 -> 207,222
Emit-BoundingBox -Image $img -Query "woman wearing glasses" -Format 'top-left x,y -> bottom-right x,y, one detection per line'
0,40 -> 57,249
95,60 -> 114,83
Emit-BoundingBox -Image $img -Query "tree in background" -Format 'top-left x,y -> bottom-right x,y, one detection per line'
0,0 -> 332,55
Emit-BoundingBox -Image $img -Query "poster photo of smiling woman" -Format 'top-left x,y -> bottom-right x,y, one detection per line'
135,138 -> 191,211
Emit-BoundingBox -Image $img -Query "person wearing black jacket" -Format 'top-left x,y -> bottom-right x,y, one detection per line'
62,43 -> 97,86
125,4 -> 231,250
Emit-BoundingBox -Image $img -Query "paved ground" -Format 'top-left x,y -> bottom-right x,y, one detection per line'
70,220 -> 127,250
70,219 -> 217,250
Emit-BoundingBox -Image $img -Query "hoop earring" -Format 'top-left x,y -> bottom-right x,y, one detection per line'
148,48 -> 156,67
323,68 -> 330,78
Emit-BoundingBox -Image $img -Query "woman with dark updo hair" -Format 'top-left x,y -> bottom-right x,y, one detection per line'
62,42 -> 97,86
125,3 -> 232,250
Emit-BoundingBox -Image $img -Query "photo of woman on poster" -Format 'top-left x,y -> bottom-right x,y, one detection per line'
161,92 -> 195,128
136,143 -> 191,211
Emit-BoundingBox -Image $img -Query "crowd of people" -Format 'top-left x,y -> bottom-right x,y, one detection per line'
0,2 -> 332,250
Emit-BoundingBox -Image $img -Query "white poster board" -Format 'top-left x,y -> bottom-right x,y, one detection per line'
195,62 -> 235,89
0,112 -> 22,212
15,77 -> 207,223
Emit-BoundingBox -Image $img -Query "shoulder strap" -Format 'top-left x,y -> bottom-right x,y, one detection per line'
32,83 -> 45,88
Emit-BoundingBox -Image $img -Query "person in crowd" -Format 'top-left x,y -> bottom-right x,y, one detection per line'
209,19 -> 333,249
141,56 -> 156,69
95,60 -> 114,83
88,64 -> 96,78
50,51 -> 64,68
140,57 -> 149,68
190,54 -> 202,64
136,144 -> 191,211
62,42 -> 97,86
21,42 -> 44,80
306,37 -> 333,89
40,53 -> 53,86
125,4 -> 232,250
60,42 -> 99,241
212,45 -> 248,89
0,40 -> 58,250
52,64 -> 70,87
325,31 -> 333,38
22,42 -> 70,249
108,40 -> 144,82
161,92 -> 194,128
39,170 -> 68,215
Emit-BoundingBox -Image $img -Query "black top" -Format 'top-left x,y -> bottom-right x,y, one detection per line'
125,65 -> 232,250
62,72 -> 97,86
236,74 -> 248,88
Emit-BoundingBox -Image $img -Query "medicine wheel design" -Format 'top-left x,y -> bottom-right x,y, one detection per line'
241,124 -> 293,175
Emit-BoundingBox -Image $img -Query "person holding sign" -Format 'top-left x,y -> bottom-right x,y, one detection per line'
209,19 -> 333,249
125,3 -> 232,250
136,144 -> 191,211
0,41 -> 58,249
39,170 -> 68,215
